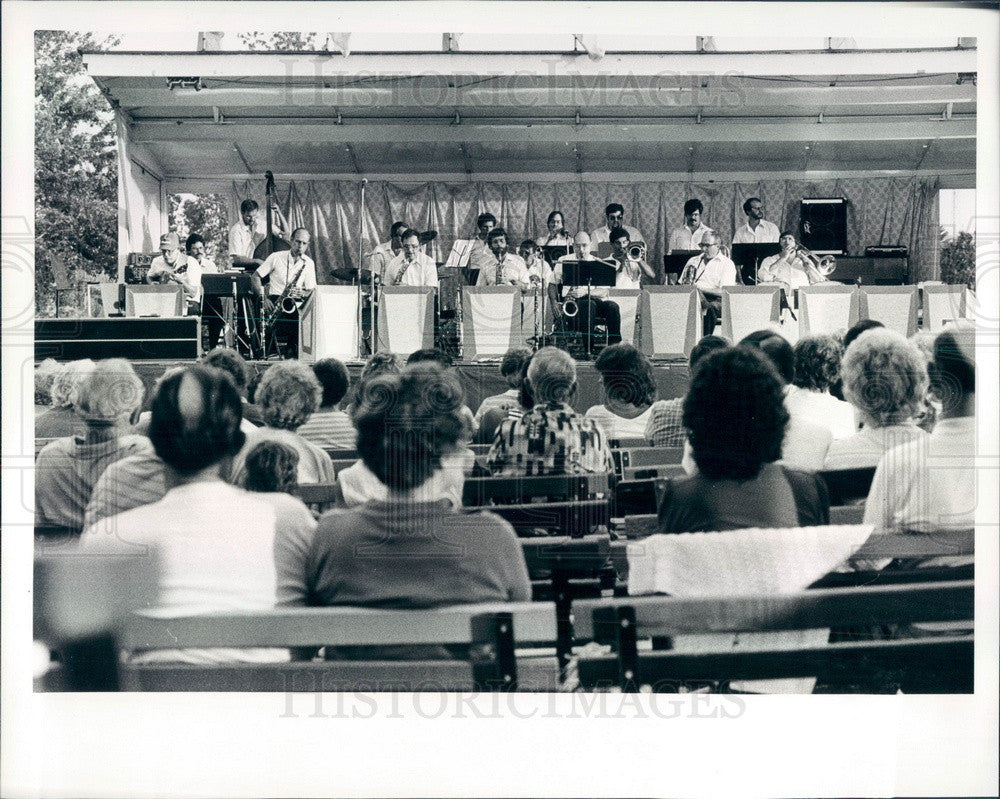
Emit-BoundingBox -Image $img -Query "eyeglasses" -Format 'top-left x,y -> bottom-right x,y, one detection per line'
607,214 -> 623,220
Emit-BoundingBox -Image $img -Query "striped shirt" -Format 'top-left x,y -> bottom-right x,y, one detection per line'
297,410 -> 357,451
83,450 -> 167,530
644,398 -> 686,447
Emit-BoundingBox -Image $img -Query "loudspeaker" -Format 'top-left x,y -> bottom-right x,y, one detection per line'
35,318 -> 201,361
800,198 -> 847,254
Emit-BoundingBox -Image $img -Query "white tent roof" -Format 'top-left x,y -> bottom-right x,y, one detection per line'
84,47 -> 976,183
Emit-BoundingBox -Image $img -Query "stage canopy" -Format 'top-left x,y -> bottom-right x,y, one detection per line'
82,40 -> 977,280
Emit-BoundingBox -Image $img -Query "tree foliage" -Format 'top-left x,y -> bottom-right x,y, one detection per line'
939,228 -> 976,290
169,194 -> 231,264
35,30 -> 122,316
238,32 -> 320,50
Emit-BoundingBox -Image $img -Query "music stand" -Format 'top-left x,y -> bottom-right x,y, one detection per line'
202,273 -> 258,357
542,244 -> 572,264
561,260 -> 618,358
663,250 -> 700,284
731,242 -> 781,285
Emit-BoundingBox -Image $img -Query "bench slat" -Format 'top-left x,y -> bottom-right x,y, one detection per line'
850,530 -> 974,559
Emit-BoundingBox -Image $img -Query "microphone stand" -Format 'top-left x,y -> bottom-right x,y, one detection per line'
357,178 -> 367,359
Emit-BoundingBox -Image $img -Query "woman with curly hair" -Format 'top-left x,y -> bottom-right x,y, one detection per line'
302,365 -> 531,608
241,440 -> 300,495
785,334 -> 856,439
823,328 -> 929,469
658,347 -> 829,532
229,361 -> 334,485
35,359 -> 96,438
585,343 -> 657,440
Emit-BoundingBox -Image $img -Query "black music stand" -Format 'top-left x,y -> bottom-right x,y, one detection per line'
663,250 -> 700,284
731,242 -> 781,285
561,260 -> 617,359
202,273 -> 259,358
543,244 -> 572,264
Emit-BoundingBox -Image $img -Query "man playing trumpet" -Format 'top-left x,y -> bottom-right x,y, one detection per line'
757,231 -> 832,292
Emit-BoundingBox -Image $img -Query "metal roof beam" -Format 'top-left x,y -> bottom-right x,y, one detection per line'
82,48 -> 978,79
132,119 -> 975,145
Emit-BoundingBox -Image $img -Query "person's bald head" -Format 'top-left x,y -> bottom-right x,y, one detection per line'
149,366 -> 245,475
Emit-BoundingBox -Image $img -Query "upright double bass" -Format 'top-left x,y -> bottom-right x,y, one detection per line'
252,170 -> 291,263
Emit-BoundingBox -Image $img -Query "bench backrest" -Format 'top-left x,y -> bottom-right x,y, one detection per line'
611,446 -> 683,477
484,499 -> 610,537
463,473 -> 610,506
613,478 -> 668,517
818,466 -> 876,506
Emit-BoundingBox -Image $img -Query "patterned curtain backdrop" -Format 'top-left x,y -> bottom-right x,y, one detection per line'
233,176 -> 941,284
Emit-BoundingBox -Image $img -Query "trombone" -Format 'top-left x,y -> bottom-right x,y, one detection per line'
795,245 -> 837,279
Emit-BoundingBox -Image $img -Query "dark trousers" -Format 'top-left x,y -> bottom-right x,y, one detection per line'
201,295 -> 226,351
700,295 -> 721,336
571,297 -> 622,349
267,296 -> 300,358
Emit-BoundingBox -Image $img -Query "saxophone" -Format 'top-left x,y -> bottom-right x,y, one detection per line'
393,253 -> 414,286
265,257 -> 309,328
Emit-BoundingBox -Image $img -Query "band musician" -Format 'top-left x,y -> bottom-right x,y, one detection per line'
382,228 -> 439,287
184,234 -> 225,349
668,198 -> 714,252
732,197 -> 780,244
229,198 -> 287,270
678,231 -> 738,335
369,221 -> 410,278
466,213 -> 500,275
147,232 -> 212,316
476,228 -> 530,290
251,227 -> 317,358
536,210 -> 573,249
757,231 -> 830,293
590,203 -> 644,250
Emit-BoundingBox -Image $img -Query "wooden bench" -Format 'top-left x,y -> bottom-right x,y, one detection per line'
469,443 -> 492,457
463,473 -> 610,507
818,466 -> 876,506
117,604 -> 560,692
321,448 -> 358,461
574,581 -> 974,693
482,499 -> 610,538
608,437 -> 649,449
294,482 -> 342,513
613,478 -> 667,517
611,446 -> 683,479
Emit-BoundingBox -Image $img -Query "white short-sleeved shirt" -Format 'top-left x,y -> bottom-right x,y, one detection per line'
476,253 -> 530,289
681,253 -> 738,293
256,252 -> 317,296
732,219 -> 781,244
669,223 -> 714,252
383,251 -> 439,288
229,221 -> 266,260
590,225 -> 644,246
758,253 -> 814,291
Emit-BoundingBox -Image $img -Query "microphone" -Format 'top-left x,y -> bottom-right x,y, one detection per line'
361,178 -> 368,185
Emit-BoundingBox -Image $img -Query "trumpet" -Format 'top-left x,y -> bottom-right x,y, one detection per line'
795,245 -> 837,277
627,243 -> 646,261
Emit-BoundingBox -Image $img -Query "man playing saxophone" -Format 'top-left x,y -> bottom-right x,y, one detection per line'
382,228 -> 439,287
251,227 -> 317,358
678,231 -> 738,336
476,227 -> 530,290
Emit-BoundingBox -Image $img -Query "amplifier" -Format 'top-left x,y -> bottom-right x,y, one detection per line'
35,317 -> 200,361
830,256 -> 908,286
865,246 -> 909,258
126,252 -> 156,285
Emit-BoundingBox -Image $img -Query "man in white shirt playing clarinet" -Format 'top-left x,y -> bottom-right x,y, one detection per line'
383,228 -> 439,288
732,197 -> 781,244
251,227 -> 317,358
679,231 -> 738,336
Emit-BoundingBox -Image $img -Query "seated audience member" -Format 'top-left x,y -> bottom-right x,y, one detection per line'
34,359 -> 59,415
785,334 -> 857,439
36,359 -> 151,531
35,359 -> 95,438
909,330 -> 942,432
823,329 -> 928,470
476,352 -> 535,445
658,347 -> 830,532
301,366 -> 531,608
296,358 -> 356,450
487,346 -> 612,476
864,325 -> 975,538
83,448 -> 167,530
645,335 -> 728,446
229,361 -> 335,485
347,352 -> 401,413
82,367 -> 316,661
474,347 -> 532,428
739,330 -> 833,471
585,343 -> 657,440
406,348 -> 478,439
202,347 -> 263,426
241,441 -> 300,495
830,319 -> 885,400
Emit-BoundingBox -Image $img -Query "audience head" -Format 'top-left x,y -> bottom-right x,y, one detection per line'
930,324 -> 975,415
527,347 -> 576,405
406,348 -> 453,369
500,348 -> 532,390
594,343 -> 656,408
149,366 -> 245,476
841,329 -> 928,428
256,360 -> 322,431
689,334 -> 730,373
842,319 -> 885,352
241,441 -> 299,494
74,359 -> 144,427
35,359 -> 60,406
361,352 -> 401,381
740,329 -> 794,385
50,359 -> 96,410
202,347 -> 249,395
312,358 -> 350,409
354,366 -> 466,493
793,334 -> 843,392
684,347 -> 789,480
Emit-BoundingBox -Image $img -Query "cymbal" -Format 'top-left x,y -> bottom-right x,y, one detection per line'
419,230 -> 437,244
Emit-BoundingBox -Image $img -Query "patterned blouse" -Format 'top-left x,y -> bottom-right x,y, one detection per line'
487,401 -> 612,476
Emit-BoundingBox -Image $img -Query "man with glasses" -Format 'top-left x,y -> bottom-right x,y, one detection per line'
590,203 -> 644,251
732,197 -> 780,244
679,231 -> 738,335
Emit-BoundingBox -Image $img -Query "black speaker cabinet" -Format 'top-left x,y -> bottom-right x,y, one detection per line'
800,198 -> 847,254
35,317 -> 200,361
